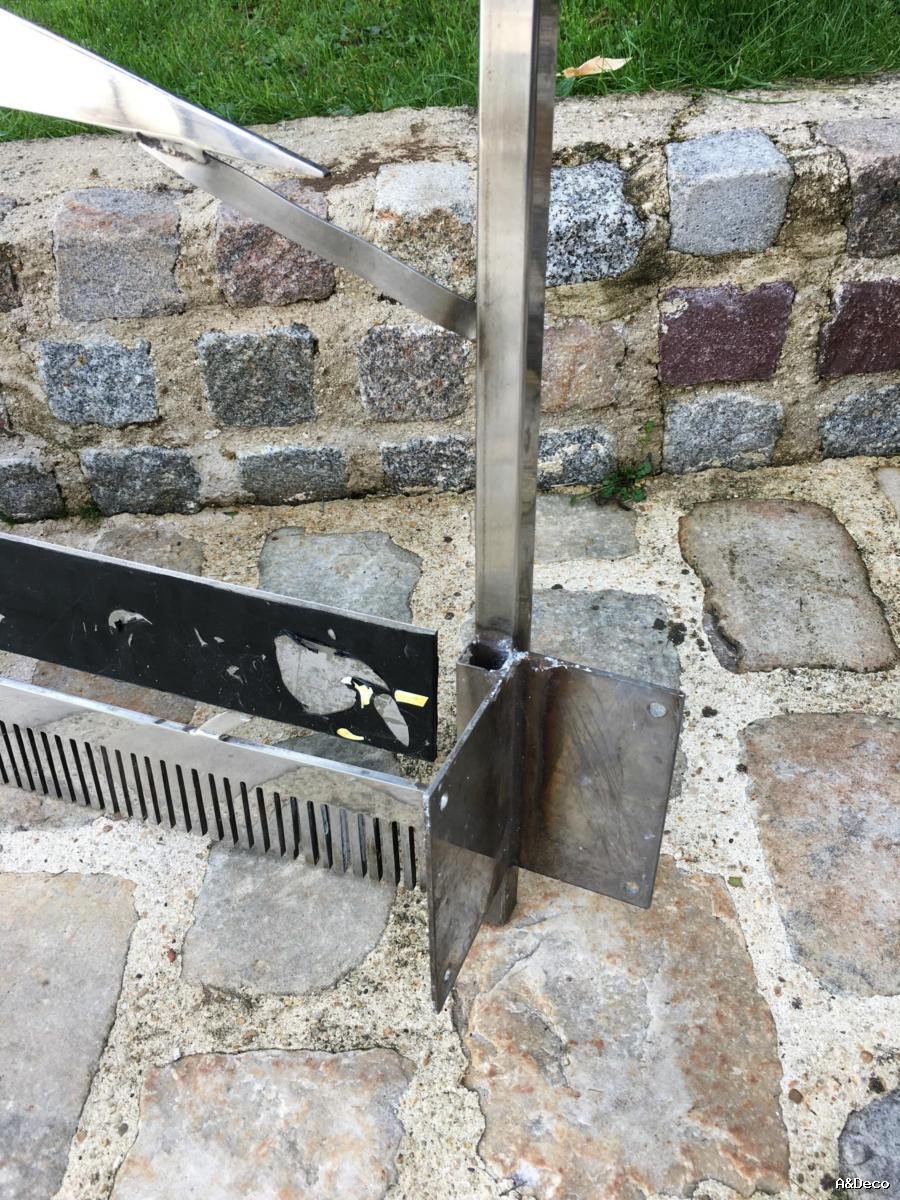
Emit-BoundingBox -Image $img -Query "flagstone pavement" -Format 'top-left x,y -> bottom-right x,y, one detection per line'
0,457 -> 898,1200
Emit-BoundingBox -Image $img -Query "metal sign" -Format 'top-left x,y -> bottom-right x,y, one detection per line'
0,0 -> 684,1011
0,534 -> 438,758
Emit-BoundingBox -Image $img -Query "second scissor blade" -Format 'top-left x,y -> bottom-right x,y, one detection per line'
141,139 -> 477,340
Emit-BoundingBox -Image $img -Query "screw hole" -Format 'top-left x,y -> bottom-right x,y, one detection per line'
648,702 -> 667,718
623,880 -> 640,896
439,792 -> 449,811
443,967 -> 452,982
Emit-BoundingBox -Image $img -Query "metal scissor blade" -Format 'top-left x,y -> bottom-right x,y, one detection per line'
0,8 -> 326,177
141,139 -> 477,340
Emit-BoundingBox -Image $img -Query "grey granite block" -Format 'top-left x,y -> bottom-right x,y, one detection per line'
546,161 -> 644,285
538,426 -> 616,487
0,455 -> 63,521
81,447 -> 200,515
39,338 -> 156,426
358,325 -> 471,421
54,188 -> 182,321
667,130 -> 793,256
238,445 -> 347,504
197,326 -> 317,427
664,392 -> 783,473
821,383 -> 900,457
381,435 -> 475,492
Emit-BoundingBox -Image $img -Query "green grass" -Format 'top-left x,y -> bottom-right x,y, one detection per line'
2,0 -> 900,143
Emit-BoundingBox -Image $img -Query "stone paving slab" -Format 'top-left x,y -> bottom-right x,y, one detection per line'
182,848 -> 395,995
258,528 -> 421,621
454,859 -> 789,1199
181,728 -> 405,997
92,524 -> 206,575
0,872 -> 136,1200
111,1049 -> 412,1200
531,588 -> 681,689
679,498 -> 898,672
743,712 -> 900,996
0,780 -> 96,832
839,1088 -> 900,1189
534,494 -> 637,562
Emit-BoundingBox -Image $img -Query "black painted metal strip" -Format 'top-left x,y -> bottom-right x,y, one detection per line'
0,533 -> 438,759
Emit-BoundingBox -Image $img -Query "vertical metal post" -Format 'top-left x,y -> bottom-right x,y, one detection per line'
470,0 -> 559,919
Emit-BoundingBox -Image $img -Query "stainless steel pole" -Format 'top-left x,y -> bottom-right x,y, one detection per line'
472,0 -> 559,918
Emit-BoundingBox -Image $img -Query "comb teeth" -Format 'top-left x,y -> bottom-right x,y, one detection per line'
0,716 -> 418,888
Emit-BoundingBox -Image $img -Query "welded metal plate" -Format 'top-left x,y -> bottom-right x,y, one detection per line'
0,676 -> 422,885
520,657 -> 683,909
424,660 -> 524,1010
0,534 -> 438,759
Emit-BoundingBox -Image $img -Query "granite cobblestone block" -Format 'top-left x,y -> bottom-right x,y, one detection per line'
0,454 -> 63,521
744,713 -> 900,995
238,444 -> 347,504
821,383 -> 900,458
667,129 -> 793,255
546,161 -> 644,285
54,188 -> 182,321
659,283 -> 794,385
541,318 -> 624,412
820,119 -> 900,257
819,280 -> 900,377
538,425 -> 616,487
197,325 -> 316,426
373,161 -> 475,291
381,434 -> 474,492
664,392 -> 783,473
38,338 -> 156,427
81,447 -> 200,515
215,181 -> 335,306
358,325 -> 471,421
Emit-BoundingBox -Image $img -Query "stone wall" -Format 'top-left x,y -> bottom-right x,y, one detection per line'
1,80 -> 900,519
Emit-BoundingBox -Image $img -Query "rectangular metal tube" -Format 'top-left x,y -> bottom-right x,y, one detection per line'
473,0 -> 559,655
472,0 -> 559,922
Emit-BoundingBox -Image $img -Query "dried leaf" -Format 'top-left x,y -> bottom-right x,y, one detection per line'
560,55 -> 630,79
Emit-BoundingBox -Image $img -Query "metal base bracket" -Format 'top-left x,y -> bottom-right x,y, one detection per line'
426,650 -> 683,1008
0,648 -> 681,1011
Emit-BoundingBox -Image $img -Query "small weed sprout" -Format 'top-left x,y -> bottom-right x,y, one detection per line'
74,500 -> 104,524
571,420 -> 656,508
